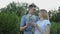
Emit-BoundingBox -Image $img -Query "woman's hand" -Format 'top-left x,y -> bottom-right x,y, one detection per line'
32,23 -> 37,28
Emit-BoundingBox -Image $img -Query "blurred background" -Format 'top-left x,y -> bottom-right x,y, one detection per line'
0,0 -> 60,34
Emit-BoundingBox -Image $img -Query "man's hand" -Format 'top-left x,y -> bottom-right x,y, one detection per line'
26,22 -> 31,27
20,22 -> 31,31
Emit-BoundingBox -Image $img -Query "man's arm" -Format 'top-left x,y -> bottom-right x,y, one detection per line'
20,16 -> 31,31
20,22 -> 31,31
20,16 -> 26,31
20,26 -> 27,31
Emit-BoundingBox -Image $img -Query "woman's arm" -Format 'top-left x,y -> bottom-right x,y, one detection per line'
45,25 -> 50,34
37,24 -> 50,34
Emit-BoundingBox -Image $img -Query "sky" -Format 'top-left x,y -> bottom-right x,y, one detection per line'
0,0 -> 60,10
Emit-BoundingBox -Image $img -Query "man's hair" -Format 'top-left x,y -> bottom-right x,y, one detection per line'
29,4 -> 36,8
26,4 -> 36,14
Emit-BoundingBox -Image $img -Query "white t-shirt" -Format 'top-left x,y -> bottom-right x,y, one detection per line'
35,20 -> 51,34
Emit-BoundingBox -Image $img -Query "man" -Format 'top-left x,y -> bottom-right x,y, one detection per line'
20,4 -> 38,34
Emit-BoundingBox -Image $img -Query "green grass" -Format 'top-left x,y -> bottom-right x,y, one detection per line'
50,22 -> 60,34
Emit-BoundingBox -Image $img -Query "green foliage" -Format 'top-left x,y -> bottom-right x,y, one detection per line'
0,2 -> 28,34
0,13 -> 20,34
1,2 -> 28,17
49,7 -> 60,22
50,22 -> 60,34
0,1 -> 60,34
35,10 -> 39,16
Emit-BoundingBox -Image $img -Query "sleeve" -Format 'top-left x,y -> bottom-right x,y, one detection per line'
20,16 -> 25,26
45,20 -> 51,26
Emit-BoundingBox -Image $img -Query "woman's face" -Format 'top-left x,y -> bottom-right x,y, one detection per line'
38,12 -> 42,18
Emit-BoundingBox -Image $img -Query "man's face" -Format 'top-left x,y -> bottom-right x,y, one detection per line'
29,7 -> 35,14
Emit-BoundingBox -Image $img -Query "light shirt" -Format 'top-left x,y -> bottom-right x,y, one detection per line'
35,20 -> 51,34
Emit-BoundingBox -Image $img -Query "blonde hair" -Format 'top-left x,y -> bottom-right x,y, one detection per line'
39,9 -> 49,20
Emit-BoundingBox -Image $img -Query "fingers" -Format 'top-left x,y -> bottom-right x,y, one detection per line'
26,22 -> 37,28
26,22 -> 31,27
32,23 -> 37,27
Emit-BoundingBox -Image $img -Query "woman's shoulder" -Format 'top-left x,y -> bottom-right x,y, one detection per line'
44,20 -> 50,23
44,20 -> 51,25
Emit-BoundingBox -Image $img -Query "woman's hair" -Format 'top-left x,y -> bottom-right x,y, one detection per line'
39,9 -> 49,20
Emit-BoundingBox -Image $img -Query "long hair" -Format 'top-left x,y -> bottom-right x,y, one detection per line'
39,9 -> 49,20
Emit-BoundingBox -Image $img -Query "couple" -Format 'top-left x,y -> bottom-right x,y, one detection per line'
20,4 -> 51,34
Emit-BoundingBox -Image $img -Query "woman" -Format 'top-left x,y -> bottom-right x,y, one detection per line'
35,9 -> 51,34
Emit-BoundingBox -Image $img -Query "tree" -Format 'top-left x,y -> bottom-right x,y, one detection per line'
1,2 -> 28,17
49,7 -> 60,22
